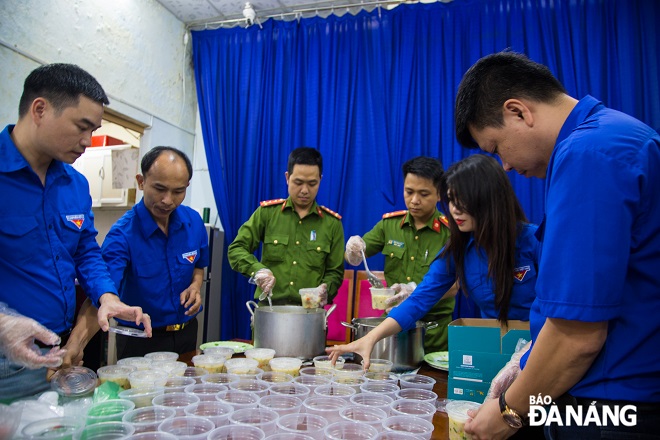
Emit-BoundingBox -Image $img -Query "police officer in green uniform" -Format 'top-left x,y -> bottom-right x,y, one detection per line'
345,156 -> 457,352
228,147 -> 345,306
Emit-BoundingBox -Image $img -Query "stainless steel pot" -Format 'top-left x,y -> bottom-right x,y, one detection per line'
246,301 -> 336,360
342,317 -> 437,372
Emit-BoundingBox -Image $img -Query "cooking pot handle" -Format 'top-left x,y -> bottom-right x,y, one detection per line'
341,321 -> 358,331
246,300 -> 259,318
424,321 -> 438,330
323,304 -> 337,330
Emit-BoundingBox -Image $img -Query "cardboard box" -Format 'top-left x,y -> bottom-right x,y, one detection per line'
91,135 -> 125,147
447,376 -> 491,403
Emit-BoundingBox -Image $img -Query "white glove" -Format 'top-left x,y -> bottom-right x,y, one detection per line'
385,282 -> 417,311
315,283 -> 328,307
485,341 -> 531,402
345,236 -> 366,266
0,312 -> 66,369
251,268 -> 276,297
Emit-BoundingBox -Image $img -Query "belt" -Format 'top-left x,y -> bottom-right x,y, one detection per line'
152,320 -> 191,333
35,329 -> 71,349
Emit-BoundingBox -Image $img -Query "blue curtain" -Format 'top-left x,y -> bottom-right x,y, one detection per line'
192,0 -> 660,340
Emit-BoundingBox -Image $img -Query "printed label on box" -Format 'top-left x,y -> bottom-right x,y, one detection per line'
462,354 -> 473,366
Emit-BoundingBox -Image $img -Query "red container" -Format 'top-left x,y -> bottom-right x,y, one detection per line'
91,135 -> 124,147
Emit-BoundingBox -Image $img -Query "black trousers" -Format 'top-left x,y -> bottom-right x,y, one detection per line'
115,317 -> 198,360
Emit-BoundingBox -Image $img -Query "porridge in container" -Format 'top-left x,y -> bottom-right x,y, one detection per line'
299,288 -> 322,309
245,348 -> 276,370
269,357 -> 303,376
313,355 -> 345,370
192,354 -> 227,374
446,400 -> 481,440
370,287 -> 395,310
224,357 -> 259,375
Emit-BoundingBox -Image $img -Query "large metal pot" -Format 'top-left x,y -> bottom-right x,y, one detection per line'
246,301 -> 336,360
342,317 -> 437,372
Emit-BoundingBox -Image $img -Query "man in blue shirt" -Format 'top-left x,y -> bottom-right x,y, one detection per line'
0,63 -> 151,402
455,51 -> 660,438
102,146 -> 209,358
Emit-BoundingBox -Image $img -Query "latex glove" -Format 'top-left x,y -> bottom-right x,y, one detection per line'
315,283 -> 328,307
0,313 -> 66,369
385,282 -> 417,312
485,341 -> 531,402
251,268 -> 276,297
345,235 -> 366,266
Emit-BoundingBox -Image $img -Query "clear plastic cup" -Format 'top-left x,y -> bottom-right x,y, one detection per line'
258,394 -> 303,417
152,392 -> 200,417
228,407 -> 279,437
124,433 -> 178,440
203,346 -> 235,359
398,374 -> 436,391
268,357 -> 302,377
324,420 -> 379,439
118,386 -> 165,408
201,372 -> 240,385
122,406 -> 176,434
184,383 -> 228,401
299,366 -> 335,377
264,434 -> 315,440
394,388 -> 438,403
74,421 -> 135,439
224,358 -> 260,375
144,352 -> 179,362
216,390 -> 260,410
360,382 -> 400,400
332,376 -> 366,393
313,383 -> 356,401
21,417 -> 83,439
363,372 -> 399,384
257,371 -> 293,384
276,413 -> 329,440
97,365 -> 136,389
370,288 -> 395,310
299,288 -> 322,309
184,401 -> 234,428
349,393 -> 395,416
293,374 -> 331,393
163,376 -> 196,393
207,424 -> 265,440
340,406 -> 388,432
183,366 -> 210,384
312,355 -> 345,370
374,432 -> 425,440
268,382 -> 311,399
332,363 -> 365,379
302,396 -> 348,424
389,399 -> 436,423
118,357 -> 153,371
244,348 -> 276,370
228,379 -> 270,398
382,415 -> 434,439
445,400 -> 481,440
86,399 -> 136,424
129,369 -> 169,390
150,361 -> 187,377
157,415 -> 215,439
192,354 -> 227,374
234,368 -> 264,380
363,359 -> 393,373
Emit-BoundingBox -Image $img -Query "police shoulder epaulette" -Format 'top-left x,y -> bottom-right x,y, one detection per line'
382,210 -> 408,220
320,205 -> 342,219
438,212 -> 450,228
259,198 -> 286,207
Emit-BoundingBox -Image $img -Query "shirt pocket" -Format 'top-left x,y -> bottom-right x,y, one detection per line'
0,216 -> 40,266
513,260 -> 537,285
263,234 -> 289,263
175,250 -> 198,281
136,261 -> 163,280
382,244 -> 405,261
305,240 -> 330,268
59,213 -> 92,253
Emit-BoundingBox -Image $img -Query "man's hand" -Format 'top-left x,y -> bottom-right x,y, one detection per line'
0,313 -> 66,369
385,282 -> 416,312
344,236 -> 366,266
180,285 -> 202,316
252,268 -> 276,296
98,293 -> 152,337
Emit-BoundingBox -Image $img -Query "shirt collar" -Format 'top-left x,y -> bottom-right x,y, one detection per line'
282,197 -> 322,217
400,208 -> 444,233
555,95 -> 604,148
136,200 -> 183,237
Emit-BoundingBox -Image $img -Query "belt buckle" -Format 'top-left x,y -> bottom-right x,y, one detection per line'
166,322 -> 186,332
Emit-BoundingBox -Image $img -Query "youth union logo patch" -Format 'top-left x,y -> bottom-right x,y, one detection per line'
182,250 -> 198,263
65,214 -> 85,229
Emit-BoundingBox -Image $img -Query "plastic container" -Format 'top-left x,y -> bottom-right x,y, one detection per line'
257,394 -> 303,417
163,376 -> 196,393
293,374 -> 331,393
74,421 -> 135,439
201,373 -> 240,385
228,408 -> 279,437
183,366 -> 210,384
50,366 -> 98,403
299,366 -> 335,377
207,424 -> 265,440
313,383 -> 356,401
234,368 -> 264,380
203,346 -> 235,359
445,400 -> 481,440
302,396 -> 348,424
257,371 -> 293,383
370,288 -> 395,310
184,401 -> 234,428
122,406 -> 176,434
86,399 -> 136,424
216,390 -> 260,411
389,399 -> 436,423
339,406 -> 388,432
312,355 -> 345,370
394,388 -> 438,403
268,357 -> 302,376
152,392 -> 200,417
97,365 -> 136,389
157,415 -> 215,439
184,383 -> 228,402
149,361 -> 187,377
276,413 -> 329,440
382,415 -> 434,440
299,288 -> 322,309
349,393 -> 395,416
264,434 -> 315,440
118,357 -> 152,371
244,348 -> 276,370
364,358 -> 393,373
268,382 -> 311,399
192,354 -> 227,374
224,358 -> 259,375
228,379 -> 270,398
118,386 -> 165,408
398,374 -> 436,391
374,432 -> 425,439
332,376 -> 367,393
360,382 -> 400,400
21,417 -> 83,440
129,369 -> 169,390
332,363 -> 365,379
363,372 -> 399,384
144,352 -> 179,362
124,433 -> 178,440
324,420 -> 379,439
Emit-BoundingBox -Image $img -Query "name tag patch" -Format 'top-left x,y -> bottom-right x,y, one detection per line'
182,250 -> 198,263
65,214 -> 85,229
387,240 -> 405,248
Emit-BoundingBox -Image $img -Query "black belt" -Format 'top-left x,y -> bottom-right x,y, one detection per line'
35,329 -> 71,349
151,319 -> 192,334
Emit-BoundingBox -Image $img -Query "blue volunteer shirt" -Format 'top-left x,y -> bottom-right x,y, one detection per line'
520,96 -> 660,402
0,125 -> 117,334
102,200 -> 209,329
388,223 -> 539,331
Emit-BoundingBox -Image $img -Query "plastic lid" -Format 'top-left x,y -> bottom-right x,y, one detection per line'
50,366 -> 98,397
108,325 -> 148,338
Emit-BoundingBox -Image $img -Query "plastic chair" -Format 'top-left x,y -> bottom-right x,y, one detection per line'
325,270 -> 355,345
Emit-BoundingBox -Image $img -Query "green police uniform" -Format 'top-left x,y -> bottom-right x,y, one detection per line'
363,209 -> 454,352
228,197 -> 345,306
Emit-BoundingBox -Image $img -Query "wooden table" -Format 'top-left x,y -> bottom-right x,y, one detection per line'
181,350 -> 450,439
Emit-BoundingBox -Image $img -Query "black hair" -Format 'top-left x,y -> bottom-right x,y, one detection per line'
18,63 -> 109,117
455,51 -> 567,148
402,156 -> 444,194
287,147 -> 323,175
441,154 -> 528,323
141,146 -> 193,180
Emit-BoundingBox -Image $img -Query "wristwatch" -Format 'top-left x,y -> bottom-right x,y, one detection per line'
499,391 -> 525,429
